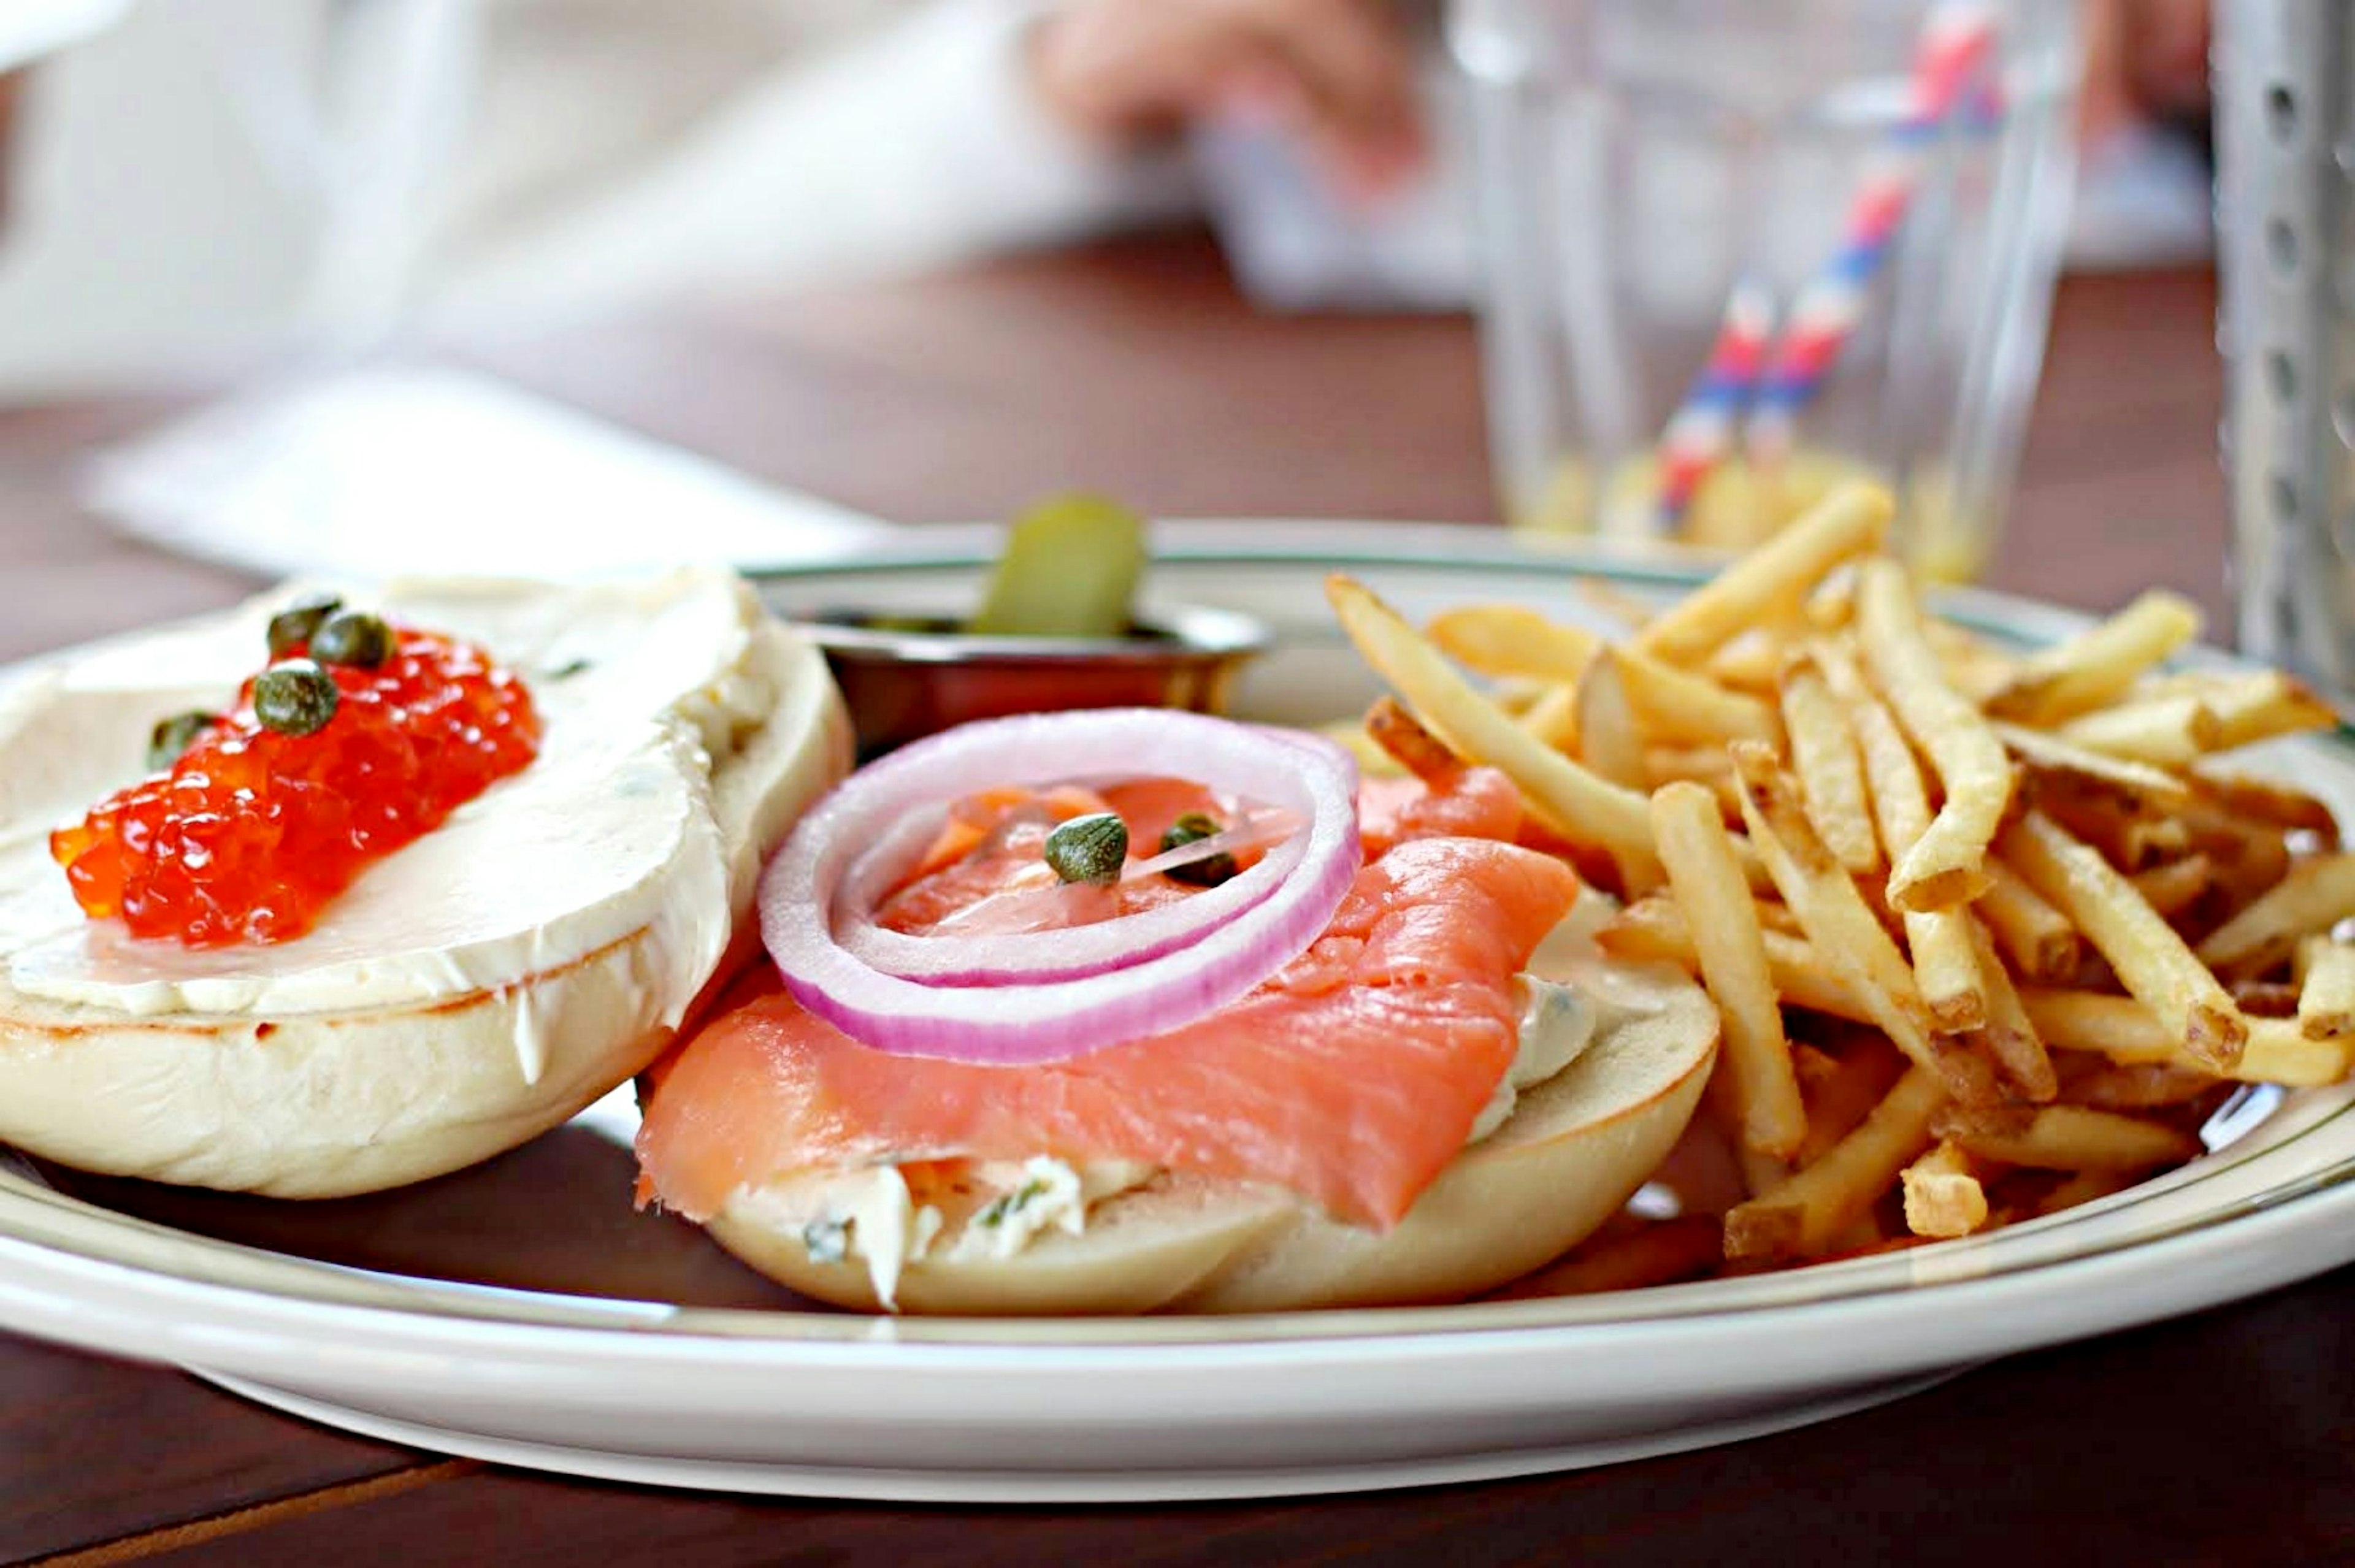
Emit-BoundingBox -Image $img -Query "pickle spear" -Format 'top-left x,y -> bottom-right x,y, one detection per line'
968,493 -> 1148,639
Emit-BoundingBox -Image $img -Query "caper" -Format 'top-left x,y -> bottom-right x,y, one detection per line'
1159,811 -> 1238,887
310,611 -> 394,669
265,594 -> 342,658
146,709 -> 221,772
1043,812 -> 1128,886
253,659 -> 339,736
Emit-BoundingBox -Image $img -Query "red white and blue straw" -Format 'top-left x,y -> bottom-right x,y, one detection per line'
1744,1 -> 2001,466
1649,1 -> 2003,526
1655,278 -> 1779,526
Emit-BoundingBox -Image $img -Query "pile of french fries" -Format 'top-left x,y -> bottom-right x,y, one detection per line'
1327,482 -> 2355,1292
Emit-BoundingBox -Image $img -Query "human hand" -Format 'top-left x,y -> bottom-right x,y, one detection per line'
2080,0 -> 2210,146
1028,0 -> 1428,204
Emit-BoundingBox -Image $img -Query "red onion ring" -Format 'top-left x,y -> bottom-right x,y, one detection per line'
839,784 -> 1310,987
903,803 -> 1303,946
758,710 -> 1360,1063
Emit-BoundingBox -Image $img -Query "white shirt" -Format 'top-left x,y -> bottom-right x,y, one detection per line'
0,0 -> 1187,394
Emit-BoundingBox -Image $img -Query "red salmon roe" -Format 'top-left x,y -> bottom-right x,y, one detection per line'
50,627 -> 540,947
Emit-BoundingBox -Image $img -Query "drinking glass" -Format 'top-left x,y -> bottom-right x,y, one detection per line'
1449,0 -> 2081,579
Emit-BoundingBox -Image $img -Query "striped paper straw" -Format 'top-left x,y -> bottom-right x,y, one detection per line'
1655,278 -> 1778,527
1744,0 -> 2001,465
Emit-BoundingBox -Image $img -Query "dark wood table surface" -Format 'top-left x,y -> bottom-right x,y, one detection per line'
2,235 -> 2348,1565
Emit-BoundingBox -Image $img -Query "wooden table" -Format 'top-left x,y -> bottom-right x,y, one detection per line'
4,235 -> 2346,1565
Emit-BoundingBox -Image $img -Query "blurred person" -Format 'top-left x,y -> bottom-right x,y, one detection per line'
0,0 -> 1446,391
0,0 -> 2215,395
2070,0 -> 2215,266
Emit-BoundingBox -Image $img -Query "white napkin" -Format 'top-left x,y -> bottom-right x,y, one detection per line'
0,0 -> 126,72
83,365 -> 890,579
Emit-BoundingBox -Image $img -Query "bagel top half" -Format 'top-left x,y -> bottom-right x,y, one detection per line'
0,567 -> 848,1196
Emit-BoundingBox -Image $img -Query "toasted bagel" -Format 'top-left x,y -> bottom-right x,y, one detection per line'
0,572 -> 848,1196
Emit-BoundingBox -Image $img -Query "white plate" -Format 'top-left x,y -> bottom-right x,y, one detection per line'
3,521 -> 2352,1503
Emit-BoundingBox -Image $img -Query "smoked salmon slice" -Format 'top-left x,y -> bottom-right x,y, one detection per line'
637,822 -> 1577,1231
1357,766 -> 1522,857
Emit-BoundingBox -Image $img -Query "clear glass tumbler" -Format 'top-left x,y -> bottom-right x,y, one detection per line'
1450,0 -> 2080,579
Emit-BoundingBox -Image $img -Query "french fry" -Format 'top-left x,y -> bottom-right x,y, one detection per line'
2054,1057 -> 2224,1111
1490,1215 -> 1725,1299
1723,1066 -> 1947,1261
1990,721 -> 2193,812
1328,575 -> 1664,889
2195,670 -> 2339,751
1575,578 -> 1658,633
1792,1035 -> 1912,1165
1338,513 -> 2354,1282
2037,786 -> 2192,873
2226,1023 -> 2352,1085
1998,810 -> 2248,1069
1820,644 -> 1988,1028
1596,899 -> 1873,1022
1702,1063 -> 1795,1199
2129,854 -> 2213,920
1804,565 -> 1858,633
1490,679 -> 1551,717
1810,638 -> 1915,865
1364,696 -> 1463,782
1931,1103 -> 2202,1172
1644,745 -> 1733,787
1732,741 -> 2001,1104
1901,1140 -> 1989,1239
2188,807 -> 2294,913
1965,916 -> 2058,1101
1922,619 -> 2021,705
2031,1168 -> 2137,1218
1317,720 -> 1405,778
1985,589 -> 2202,725
1572,649 -> 1648,790
1610,646 -> 1783,749
1516,682 -> 1580,752
1976,859 -> 2081,982
1733,1145 -> 1794,1203
2017,989 -> 2352,1085
2120,817 -> 2196,874
1911,916 -> 1989,1034
1651,782 -> 1808,1158
2230,979 -> 2301,1019
1643,746 -> 1742,824
1825,1211 -> 1892,1255
1426,604 -> 1600,684
2191,769 -> 2341,847
1633,482 -> 1892,667
2297,935 -> 2355,1040
1705,628 -> 1786,695
1855,560 -> 2014,912
1779,657 -> 1881,876
2195,852 -> 2355,974
2293,933 -> 2329,982
2051,696 -> 2221,769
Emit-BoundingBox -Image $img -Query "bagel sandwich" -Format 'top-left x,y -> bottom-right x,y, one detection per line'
0,568 -> 848,1196
633,733 -> 1720,1315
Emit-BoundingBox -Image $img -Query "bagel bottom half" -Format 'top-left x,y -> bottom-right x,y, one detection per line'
702,952 -> 1719,1315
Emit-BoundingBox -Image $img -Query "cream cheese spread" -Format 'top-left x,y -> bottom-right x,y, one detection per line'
767,969 -> 1604,1306
0,570 -> 773,1044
